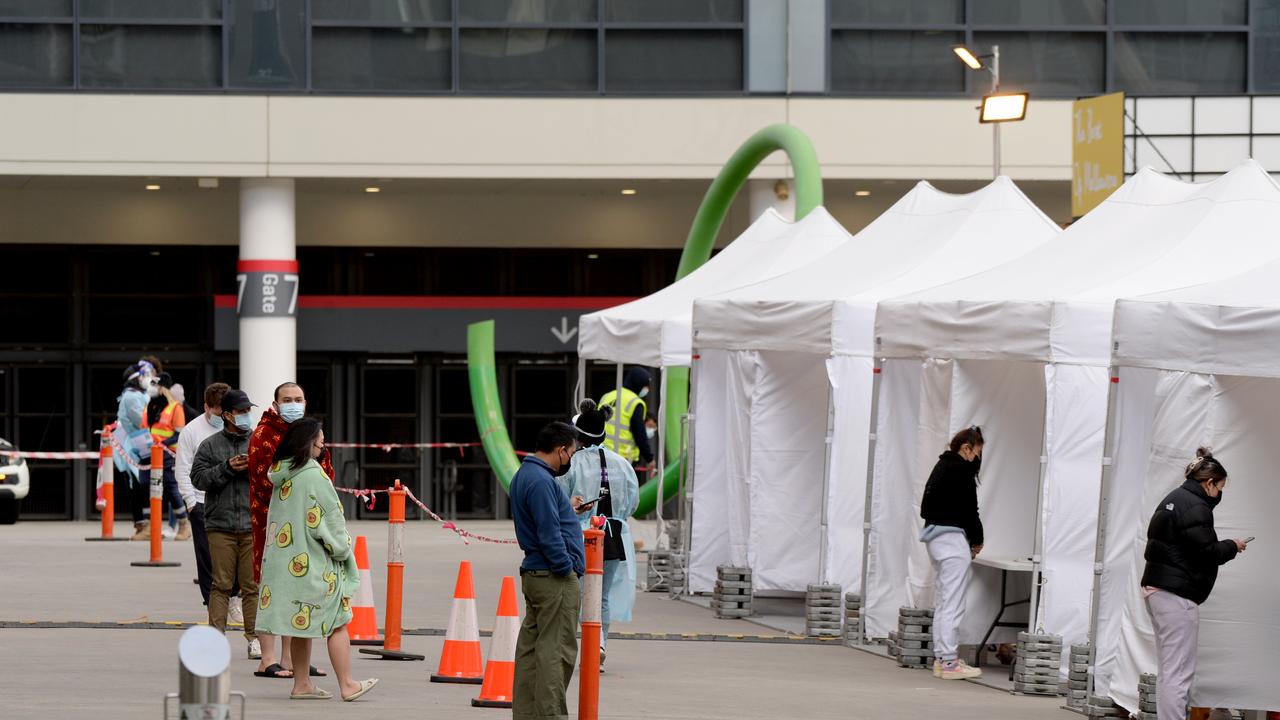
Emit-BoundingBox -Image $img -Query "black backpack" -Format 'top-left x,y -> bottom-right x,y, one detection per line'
596,449 -> 628,562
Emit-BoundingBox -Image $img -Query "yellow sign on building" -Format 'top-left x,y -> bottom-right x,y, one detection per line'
1072,92 -> 1124,217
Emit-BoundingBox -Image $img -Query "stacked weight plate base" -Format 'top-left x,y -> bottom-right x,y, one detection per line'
805,584 -> 842,638
646,551 -> 685,592
1135,673 -> 1157,720
1064,643 -> 1091,712
713,566 -> 752,619
844,593 -> 862,646
1013,632 -> 1063,696
896,607 -> 934,669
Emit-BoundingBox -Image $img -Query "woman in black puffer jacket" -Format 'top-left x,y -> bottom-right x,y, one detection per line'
1140,448 -> 1247,720
918,425 -> 985,681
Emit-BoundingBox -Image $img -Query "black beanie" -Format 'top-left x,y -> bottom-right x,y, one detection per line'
572,399 -> 612,445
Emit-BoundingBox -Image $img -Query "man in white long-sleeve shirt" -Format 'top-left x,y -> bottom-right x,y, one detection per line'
176,383 -> 234,611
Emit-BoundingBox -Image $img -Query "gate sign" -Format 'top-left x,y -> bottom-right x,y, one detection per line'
1072,91 -> 1124,218
236,260 -> 299,318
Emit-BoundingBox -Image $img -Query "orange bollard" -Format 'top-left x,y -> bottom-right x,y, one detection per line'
86,430 -> 128,542
131,443 -> 180,567
360,480 -> 424,661
348,535 -> 384,645
472,576 -> 519,708
579,523 -> 604,720
430,560 -> 484,684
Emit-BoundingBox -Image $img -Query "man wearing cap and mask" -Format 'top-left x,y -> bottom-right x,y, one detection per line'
247,381 -> 335,678
191,388 -> 261,659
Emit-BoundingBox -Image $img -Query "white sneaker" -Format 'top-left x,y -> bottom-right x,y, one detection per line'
228,596 -> 244,625
247,638 -> 261,660
938,659 -> 982,680
161,524 -> 177,540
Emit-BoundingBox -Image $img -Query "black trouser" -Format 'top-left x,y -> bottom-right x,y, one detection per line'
189,503 -> 238,606
123,465 -> 147,524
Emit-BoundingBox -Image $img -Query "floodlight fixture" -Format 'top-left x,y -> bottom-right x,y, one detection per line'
952,45 -> 984,70
980,93 -> 1029,123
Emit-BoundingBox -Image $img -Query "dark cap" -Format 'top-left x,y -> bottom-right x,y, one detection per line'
221,389 -> 255,411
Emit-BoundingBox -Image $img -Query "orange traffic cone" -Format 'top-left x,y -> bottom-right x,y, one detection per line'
431,560 -> 484,684
348,535 -> 383,646
472,576 -> 520,708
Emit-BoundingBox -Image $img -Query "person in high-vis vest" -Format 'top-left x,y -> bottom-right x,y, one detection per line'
598,366 -> 654,471
143,372 -> 191,540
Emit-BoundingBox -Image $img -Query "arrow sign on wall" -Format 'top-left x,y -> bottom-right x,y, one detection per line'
550,317 -> 578,344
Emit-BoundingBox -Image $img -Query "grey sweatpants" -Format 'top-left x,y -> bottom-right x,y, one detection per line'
1145,589 -> 1199,720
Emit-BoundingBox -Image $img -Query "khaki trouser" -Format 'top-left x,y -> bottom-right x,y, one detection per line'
1146,589 -> 1199,720
208,531 -> 258,642
513,571 -> 580,720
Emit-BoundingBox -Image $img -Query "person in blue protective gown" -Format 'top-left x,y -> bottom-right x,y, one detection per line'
113,360 -> 159,540
560,399 -> 639,672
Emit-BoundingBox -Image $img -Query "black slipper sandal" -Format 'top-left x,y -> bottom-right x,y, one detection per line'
309,666 -> 327,677
253,663 -> 294,679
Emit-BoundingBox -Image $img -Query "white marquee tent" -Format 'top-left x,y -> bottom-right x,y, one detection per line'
870,161 -> 1280,658
577,207 -> 852,368
686,177 -> 1059,594
1090,255 -> 1280,714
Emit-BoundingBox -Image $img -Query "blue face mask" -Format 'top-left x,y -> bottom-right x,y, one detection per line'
208,413 -> 224,431
639,387 -> 650,399
233,413 -> 252,432
278,402 -> 305,423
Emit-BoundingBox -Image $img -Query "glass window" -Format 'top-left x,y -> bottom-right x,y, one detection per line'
18,415 -> 67,450
605,0 -> 742,23
311,0 -> 450,23
0,1 -> 71,17
296,367 -> 330,416
0,297 -> 69,345
1113,1 -> 1247,27
0,23 -> 72,87
358,250 -> 425,295
513,367 -> 568,414
17,367 -> 67,413
510,251 -> 576,295
972,32 -> 1105,96
313,27 -> 450,91
606,29 -> 742,92
830,30 -> 964,93
1254,1 -> 1280,92
436,251 -> 503,295
298,247 -> 343,295
361,417 -> 418,464
86,297 -> 206,344
362,367 -> 417,414
79,24 -> 220,88
969,0 -> 1105,26
1114,32 -> 1245,94
228,0 -> 305,89
80,0 -> 220,19
830,0 -> 961,26
583,251 -> 648,296
460,29 -> 595,91
459,0 -> 596,24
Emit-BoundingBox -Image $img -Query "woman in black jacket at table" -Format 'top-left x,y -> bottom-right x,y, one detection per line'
919,425 -> 985,681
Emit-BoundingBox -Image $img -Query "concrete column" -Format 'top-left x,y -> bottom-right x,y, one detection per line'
747,178 -> 796,222
238,178 -> 297,421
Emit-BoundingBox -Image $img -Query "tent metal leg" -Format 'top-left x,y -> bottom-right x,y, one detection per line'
656,367 -> 668,543
1028,370 -> 1051,633
817,380 -> 835,584
858,358 -> 884,643
1086,366 -> 1122,702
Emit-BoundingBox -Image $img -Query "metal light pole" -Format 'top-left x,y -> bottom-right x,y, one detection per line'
990,45 -> 1001,178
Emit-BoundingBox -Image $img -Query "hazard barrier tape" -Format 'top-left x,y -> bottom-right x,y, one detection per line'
335,486 -> 519,546
4,439 -> 479,466
1,450 -> 99,460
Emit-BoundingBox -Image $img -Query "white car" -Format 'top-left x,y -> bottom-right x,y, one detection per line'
0,438 -> 31,524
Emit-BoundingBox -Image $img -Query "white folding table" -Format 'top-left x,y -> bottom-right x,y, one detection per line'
971,555 -> 1035,672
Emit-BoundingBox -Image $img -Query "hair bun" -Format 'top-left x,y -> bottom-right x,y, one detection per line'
1196,447 -> 1214,460
578,398 -> 597,414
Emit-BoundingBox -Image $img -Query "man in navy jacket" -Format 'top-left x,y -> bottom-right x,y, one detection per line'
510,421 -> 584,720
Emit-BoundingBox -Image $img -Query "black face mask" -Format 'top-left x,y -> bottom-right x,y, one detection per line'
550,449 -> 573,477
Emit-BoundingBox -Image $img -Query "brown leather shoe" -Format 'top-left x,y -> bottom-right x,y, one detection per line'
174,518 -> 192,541
131,521 -> 149,541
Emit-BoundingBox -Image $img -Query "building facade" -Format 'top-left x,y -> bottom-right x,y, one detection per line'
2,0 -> 1277,520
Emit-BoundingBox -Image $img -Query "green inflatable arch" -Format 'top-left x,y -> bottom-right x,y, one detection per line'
468,124 -> 823,516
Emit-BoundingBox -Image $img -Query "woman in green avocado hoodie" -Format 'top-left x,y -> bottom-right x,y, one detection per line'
255,418 -> 378,702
